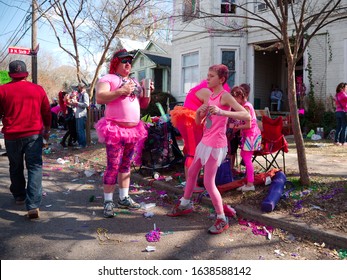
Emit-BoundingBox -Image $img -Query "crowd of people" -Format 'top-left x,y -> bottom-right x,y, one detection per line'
1,57 -> 345,236
48,83 -> 89,149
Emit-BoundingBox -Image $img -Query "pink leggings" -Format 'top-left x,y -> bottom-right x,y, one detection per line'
184,155 -> 224,215
240,150 -> 254,183
103,142 -> 135,185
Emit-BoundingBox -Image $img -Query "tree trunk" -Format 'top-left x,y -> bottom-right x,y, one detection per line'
287,63 -> 311,186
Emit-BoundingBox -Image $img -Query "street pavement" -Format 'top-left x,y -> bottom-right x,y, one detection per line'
0,131 -> 346,261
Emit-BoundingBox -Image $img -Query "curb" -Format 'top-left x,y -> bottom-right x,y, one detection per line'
131,173 -> 347,249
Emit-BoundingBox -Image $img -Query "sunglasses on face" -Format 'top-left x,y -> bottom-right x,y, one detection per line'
121,58 -> 132,64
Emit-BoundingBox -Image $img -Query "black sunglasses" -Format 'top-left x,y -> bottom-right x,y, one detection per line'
121,58 -> 132,64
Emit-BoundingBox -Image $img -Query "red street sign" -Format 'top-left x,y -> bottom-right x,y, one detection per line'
8,47 -> 31,55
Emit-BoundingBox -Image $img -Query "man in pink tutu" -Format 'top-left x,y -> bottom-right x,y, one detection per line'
95,49 -> 153,218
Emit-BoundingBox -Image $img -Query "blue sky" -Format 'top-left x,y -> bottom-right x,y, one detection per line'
0,0 -> 82,65
0,0 -> 173,68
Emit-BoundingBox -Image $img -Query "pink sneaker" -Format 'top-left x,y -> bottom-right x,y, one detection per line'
167,201 -> 193,217
208,217 -> 229,234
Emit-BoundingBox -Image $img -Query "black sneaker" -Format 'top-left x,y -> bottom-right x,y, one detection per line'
15,197 -> 26,205
117,196 -> 140,209
103,201 -> 115,218
60,141 -> 67,148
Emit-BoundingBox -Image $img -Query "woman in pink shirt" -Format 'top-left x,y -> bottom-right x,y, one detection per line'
95,49 -> 153,218
334,82 -> 347,146
168,64 -> 250,234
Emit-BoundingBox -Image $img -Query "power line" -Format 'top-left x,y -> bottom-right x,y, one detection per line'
0,0 -> 55,63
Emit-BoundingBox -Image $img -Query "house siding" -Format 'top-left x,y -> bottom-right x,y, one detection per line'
171,1 -> 347,111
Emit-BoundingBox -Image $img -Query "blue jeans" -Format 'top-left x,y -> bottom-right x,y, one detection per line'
5,134 -> 43,210
76,116 -> 87,147
271,98 -> 281,111
335,111 -> 347,144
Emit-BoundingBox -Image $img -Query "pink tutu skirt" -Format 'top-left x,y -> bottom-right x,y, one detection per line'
193,142 -> 228,167
95,117 -> 148,144
95,118 -> 148,144
95,118 -> 148,166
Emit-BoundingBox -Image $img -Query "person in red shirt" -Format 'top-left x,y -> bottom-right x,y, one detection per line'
0,60 -> 51,219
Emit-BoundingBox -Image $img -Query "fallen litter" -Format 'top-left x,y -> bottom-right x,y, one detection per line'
84,170 -> 95,177
143,212 -> 154,218
263,226 -> 272,240
338,249 -> 347,259
145,246 -> 156,252
140,202 -> 156,210
57,158 -> 69,164
145,224 -> 161,242
63,189 -> 71,195
274,249 -> 285,257
97,227 -> 122,245
238,218 -> 274,238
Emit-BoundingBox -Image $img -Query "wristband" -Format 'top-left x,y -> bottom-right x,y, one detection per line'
217,109 -> 222,116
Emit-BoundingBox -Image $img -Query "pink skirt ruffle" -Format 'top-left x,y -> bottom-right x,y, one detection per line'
95,117 -> 148,144
193,142 -> 228,167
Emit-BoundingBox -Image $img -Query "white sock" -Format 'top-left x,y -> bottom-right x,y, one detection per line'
104,193 -> 113,202
180,197 -> 191,206
119,188 -> 129,200
217,214 -> 226,221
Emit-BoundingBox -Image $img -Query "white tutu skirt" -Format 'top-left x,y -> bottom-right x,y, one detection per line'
193,142 -> 228,167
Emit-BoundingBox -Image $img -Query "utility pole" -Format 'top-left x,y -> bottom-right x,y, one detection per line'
32,0 -> 38,84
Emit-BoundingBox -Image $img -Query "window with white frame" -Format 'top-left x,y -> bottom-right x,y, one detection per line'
256,1 -> 268,12
221,0 -> 236,14
183,0 -> 200,22
182,52 -> 199,95
256,0 -> 295,12
221,50 -> 236,88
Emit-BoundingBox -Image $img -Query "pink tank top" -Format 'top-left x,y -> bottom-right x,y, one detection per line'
201,91 -> 230,148
242,101 -> 261,138
98,74 -> 140,123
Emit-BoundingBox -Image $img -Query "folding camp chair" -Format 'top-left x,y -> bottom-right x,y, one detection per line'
252,115 -> 289,173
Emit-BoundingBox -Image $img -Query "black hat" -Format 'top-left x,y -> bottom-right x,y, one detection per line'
113,50 -> 134,59
9,60 -> 29,78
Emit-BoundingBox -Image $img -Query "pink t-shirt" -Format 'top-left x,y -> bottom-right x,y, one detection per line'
98,74 -> 141,123
335,91 -> 347,112
201,91 -> 230,148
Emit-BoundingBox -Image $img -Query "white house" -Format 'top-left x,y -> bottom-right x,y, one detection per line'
170,0 -> 347,111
